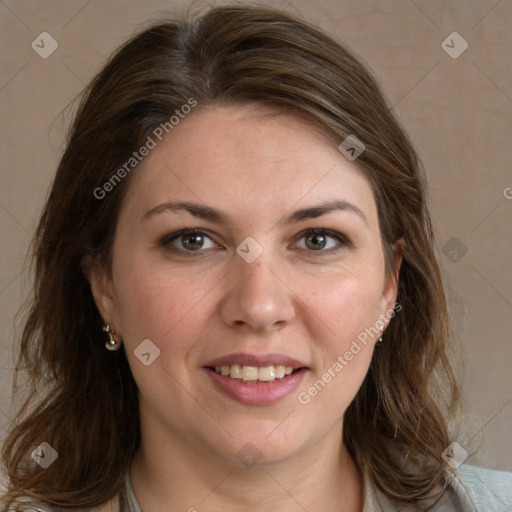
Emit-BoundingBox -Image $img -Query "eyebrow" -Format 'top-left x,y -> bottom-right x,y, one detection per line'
142,199 -> 368,227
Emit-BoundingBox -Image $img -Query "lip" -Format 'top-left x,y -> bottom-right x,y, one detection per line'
203,367 -> 308,405
203,352 -> 308,369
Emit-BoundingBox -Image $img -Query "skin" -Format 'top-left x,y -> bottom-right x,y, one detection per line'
89,103 -> 404,512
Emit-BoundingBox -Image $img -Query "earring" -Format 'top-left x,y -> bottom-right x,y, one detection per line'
378,331 -> 384,343
103,323 -> 122,351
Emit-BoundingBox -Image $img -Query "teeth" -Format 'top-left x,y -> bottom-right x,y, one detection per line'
213,364 -> 296,382
230,364 -> 242,379
275,365 -> 286,379
242,366 -> 258,381
258,366 -> 275,381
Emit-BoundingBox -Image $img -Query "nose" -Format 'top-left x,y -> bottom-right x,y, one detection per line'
219,253 -> 296,332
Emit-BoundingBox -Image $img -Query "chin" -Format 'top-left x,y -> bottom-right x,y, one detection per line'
204,424 -> 311,469
216,442 -> 300,469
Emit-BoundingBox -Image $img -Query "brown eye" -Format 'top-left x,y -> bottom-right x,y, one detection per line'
295,229 -> 350,252
161,229 -> 217,253
180,233 -> 206,251
304,232 -> 328,250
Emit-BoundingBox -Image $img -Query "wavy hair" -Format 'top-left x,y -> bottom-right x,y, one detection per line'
1,4 -> 460,509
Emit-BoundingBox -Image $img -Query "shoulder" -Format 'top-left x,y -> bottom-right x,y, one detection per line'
2,492 -> 118,511
456,464 -> 512,511
2,495 -> 54,511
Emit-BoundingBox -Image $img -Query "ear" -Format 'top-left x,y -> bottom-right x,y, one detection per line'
84,256 -> 118,328
379,237 -> 405,324
392,237 -> 405,284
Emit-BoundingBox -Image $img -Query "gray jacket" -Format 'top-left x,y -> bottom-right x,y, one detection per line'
6,464 -> 512,511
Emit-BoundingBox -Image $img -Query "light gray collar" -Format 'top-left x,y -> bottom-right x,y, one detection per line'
121,467 -> 476,512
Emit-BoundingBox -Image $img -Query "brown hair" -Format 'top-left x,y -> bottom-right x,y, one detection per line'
1,3 -> 460,509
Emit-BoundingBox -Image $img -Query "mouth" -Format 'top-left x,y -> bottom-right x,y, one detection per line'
202,353 -> 308,405
206,364 -> 302,383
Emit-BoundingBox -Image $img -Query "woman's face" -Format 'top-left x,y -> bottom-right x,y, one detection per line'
91,103 -> 401,467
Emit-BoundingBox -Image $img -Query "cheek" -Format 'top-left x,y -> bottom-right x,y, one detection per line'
110,254 -> 209,345
300,263 -> 383,398
305,264 -> 384,341
111,261 -> 210,396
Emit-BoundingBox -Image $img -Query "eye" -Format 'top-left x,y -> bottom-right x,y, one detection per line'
294,228 -> 350,252
161,229 -> 218,253
160,228 -> 351,256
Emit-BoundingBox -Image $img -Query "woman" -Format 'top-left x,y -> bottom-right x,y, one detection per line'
2,4 -> 511,511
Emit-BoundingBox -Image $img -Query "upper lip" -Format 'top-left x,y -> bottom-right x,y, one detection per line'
203,352 -> 308,369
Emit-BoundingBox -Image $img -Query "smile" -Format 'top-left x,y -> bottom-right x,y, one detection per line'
203,367 -> 307,405
211,364 -> 296,382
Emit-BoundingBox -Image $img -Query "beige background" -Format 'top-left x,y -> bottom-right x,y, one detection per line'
0,0 -> 510,476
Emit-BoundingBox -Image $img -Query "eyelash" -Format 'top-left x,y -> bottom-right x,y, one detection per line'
159,228 -> 352,256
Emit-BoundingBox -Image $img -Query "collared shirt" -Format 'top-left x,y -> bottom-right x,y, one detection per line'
361,469 -> 476,511
120,464 -> 512,512
6,464 -> 512,511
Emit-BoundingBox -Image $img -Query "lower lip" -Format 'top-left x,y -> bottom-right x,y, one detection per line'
203,367 -> 307,405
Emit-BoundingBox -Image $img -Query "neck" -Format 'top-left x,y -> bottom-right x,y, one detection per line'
129,418 -> 363,512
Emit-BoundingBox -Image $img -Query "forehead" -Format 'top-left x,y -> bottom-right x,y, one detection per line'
120,103 -> 378,229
